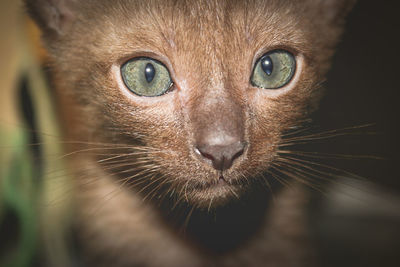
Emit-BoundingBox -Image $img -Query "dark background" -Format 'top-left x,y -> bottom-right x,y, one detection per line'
310,1 -> 400,266
321,0 -> 400,189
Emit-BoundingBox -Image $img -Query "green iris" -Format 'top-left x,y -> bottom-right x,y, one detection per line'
251,50 -> 296,89
121,57 -> 172,97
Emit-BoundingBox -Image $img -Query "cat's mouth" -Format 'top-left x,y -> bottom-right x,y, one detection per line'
206,175 -> 230,190
190,175 -> 239,190
183,174 -> 246,207
218,175 -> 228,186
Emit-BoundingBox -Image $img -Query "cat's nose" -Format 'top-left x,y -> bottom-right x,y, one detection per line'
195,141 -> 246,171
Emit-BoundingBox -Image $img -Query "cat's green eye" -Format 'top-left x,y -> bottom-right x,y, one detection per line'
121,57 -> 173,97
251,50 -> 296,89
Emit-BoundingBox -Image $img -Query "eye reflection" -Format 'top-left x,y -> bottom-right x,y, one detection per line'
261,56 -> 273,76
144,63 -> 155,83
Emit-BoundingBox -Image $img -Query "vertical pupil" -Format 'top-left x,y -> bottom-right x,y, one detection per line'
144,63 -> 155,83
261,56 -> 273,76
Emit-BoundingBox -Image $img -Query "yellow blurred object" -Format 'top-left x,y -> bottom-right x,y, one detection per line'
1,1 -> 74,266
26,18 -> 48,63
0,0 -> 22,130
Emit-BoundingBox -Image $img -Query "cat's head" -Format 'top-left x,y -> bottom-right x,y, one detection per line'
26,0 -> 356,208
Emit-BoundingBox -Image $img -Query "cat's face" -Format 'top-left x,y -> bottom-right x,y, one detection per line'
28,0 -> 355,208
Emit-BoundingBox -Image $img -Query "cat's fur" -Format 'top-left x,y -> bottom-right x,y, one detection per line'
26,0 -> 356,266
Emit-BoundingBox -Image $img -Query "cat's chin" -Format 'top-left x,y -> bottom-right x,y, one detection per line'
183,177 -> 246,208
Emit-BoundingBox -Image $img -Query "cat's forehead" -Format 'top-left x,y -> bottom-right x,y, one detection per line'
84,0 -> 311,60
116,0 -> 306,41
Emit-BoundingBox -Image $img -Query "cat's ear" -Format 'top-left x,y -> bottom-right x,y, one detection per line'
317,0 -> 357,23
24,0 -> 76,36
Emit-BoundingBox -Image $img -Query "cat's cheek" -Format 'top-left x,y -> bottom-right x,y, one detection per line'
248,54 -> 318,126
245,55 -> 308,171
106,64 -> 186,154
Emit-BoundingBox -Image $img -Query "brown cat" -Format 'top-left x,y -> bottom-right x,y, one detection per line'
26,0 -> 356,266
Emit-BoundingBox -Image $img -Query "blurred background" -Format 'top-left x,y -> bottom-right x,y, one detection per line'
0,0 -> 42,266
310,1 -> 400,266
0,0 -> 399,266
0,0 -> 71,266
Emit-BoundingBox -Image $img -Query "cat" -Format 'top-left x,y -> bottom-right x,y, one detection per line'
25,0 -> 356,266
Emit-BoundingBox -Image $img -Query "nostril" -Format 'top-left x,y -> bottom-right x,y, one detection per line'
231,145 -> 245,162
196,148 -> 216,161
196,141 -> 246,171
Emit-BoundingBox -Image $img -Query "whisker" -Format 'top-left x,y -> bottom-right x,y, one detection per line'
183,181 -> 190,203
137,175 -> 166,197
278,150 -> 384,161
143,176 -> 169,202
282,123 -> 376,141
276,158 -> 336,183
91,171 -> 159,214
58,146 -> 160,160
279,155 -> 368,181
182,206 -> 195,232
267,165 -> 293,189
207,196 -> 215,212
275,159 -> 335,190
275,157 -> 376,194
228,186 -> 239,199
281,123 -> 314,138
0,138 -> 154,150
115,166 -> 161,183
97,151 -> 158,164
271,163 -> 325,193
259,172 -> 276,202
